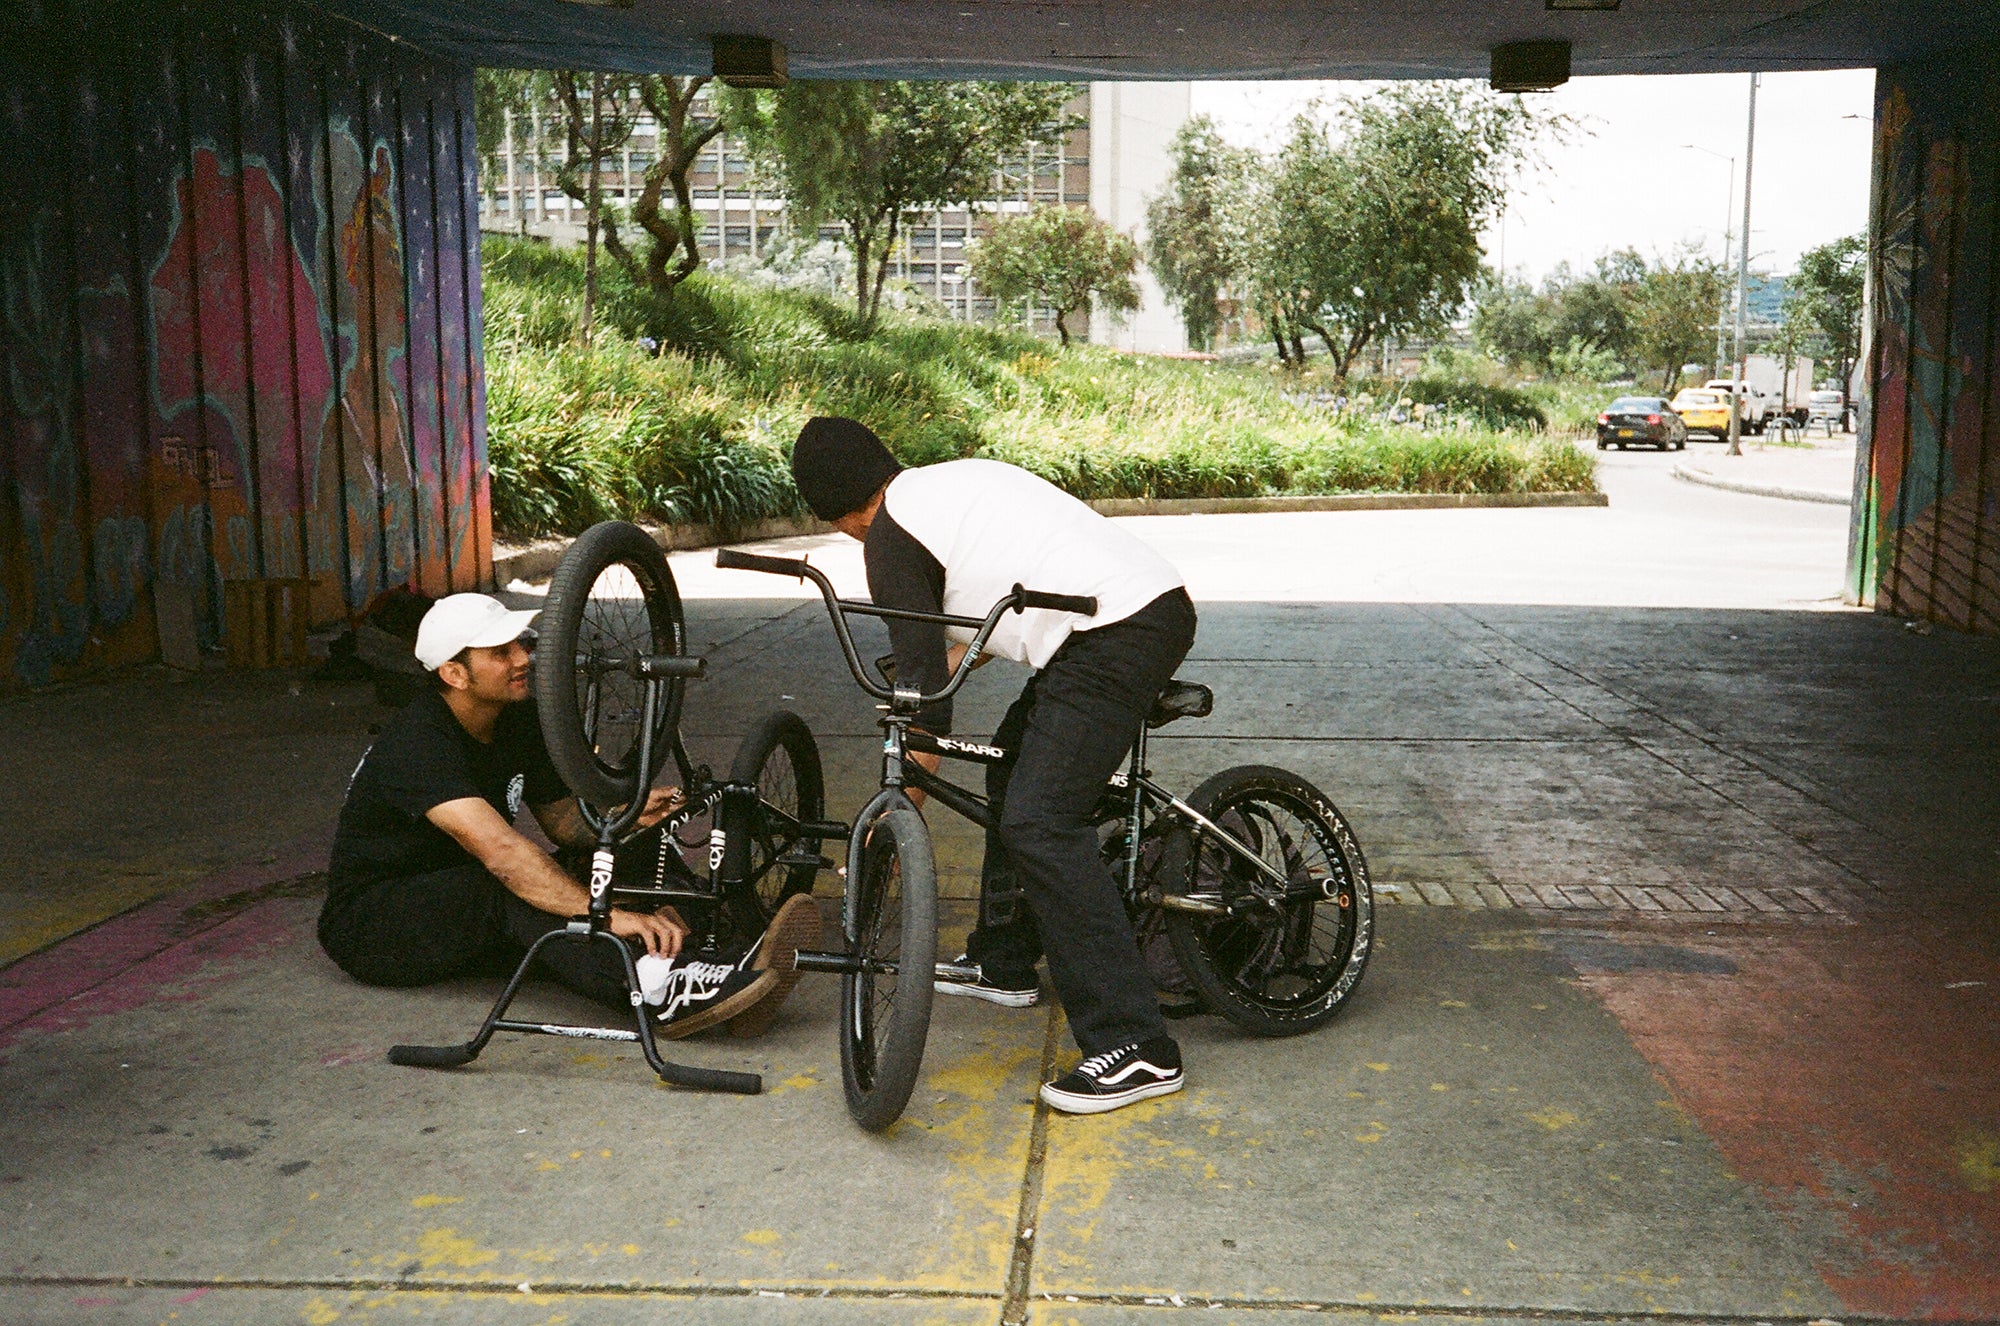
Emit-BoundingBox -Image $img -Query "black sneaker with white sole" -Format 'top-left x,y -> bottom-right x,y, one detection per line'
639,956 -> 777,1041
1039,1035 -> 1184,1114
935,954 -> 1040,1008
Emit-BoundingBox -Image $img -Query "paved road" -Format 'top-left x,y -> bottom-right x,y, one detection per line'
4,449 -> 1996,1326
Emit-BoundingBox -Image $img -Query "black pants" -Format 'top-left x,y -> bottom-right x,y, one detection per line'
963,588 -> 1197,1055
317,827 -> 699,1011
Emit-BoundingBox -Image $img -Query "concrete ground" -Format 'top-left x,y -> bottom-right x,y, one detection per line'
3,448 -> 1997,1326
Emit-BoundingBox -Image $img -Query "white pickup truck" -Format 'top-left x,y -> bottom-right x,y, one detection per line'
1707,354 -> 1815,434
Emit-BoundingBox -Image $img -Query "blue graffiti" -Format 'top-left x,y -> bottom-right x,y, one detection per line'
91,515 -> 151,629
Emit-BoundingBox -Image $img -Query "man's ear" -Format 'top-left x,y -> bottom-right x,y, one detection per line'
436,659 -> 471,692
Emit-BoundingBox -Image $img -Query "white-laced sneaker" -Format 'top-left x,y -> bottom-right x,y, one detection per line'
935,954 -> 1040,1007
636,954 -> 776,1040
1038,1036 -> 1184,1114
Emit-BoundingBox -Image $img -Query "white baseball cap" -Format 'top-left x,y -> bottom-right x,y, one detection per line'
414,593 -> 542,670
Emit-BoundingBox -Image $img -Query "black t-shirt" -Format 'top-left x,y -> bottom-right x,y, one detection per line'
327,691 -> 567,903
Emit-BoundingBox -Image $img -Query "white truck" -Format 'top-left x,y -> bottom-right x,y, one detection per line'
1707,354 -> 1815,434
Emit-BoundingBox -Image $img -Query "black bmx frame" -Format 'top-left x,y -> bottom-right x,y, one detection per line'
711,549 -> 1311,966
387,651 -> 774,1095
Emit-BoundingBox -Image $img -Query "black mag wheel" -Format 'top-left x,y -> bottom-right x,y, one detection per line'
727,709 -> 825,924
534,521 -> 686,808
1161,765 -> 1373,1037
840,805 -> 937,1132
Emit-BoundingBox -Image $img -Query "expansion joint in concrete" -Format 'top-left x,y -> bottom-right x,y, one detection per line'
999,1006 -> 1063,1326
0,1275 -> 1925,1325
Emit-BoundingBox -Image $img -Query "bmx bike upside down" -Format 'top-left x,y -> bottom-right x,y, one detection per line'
388,521 -> 1373,1132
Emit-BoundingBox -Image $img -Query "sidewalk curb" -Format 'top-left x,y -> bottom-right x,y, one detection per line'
1672,464 -> 1850,506
492,491 -> 1609,584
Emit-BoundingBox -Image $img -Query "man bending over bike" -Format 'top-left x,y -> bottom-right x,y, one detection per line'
317,593 -> 819,1037
792,416 -> 1197,1115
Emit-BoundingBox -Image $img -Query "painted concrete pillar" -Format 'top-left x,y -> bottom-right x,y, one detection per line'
1851,51 -> 2000,632
1087,82 -> 1190,354
0,0 -> 491,686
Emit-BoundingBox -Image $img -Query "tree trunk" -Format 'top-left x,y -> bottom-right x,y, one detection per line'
582,72 -> 602,349
1269,315 -> 1290,365
867,211 -> 901,325
851,223 -> 873,324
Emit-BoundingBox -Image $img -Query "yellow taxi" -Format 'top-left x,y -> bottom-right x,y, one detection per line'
1669,387 -> 1734,440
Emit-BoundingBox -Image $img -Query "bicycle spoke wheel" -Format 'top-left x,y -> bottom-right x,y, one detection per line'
727,710 -> 825,924
840,805 -> 937,1132
1161,765 -> 1372,1036
535,522 -> 686,808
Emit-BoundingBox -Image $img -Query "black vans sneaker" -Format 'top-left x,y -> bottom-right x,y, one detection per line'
642,957 -> 777,1041
935,954 -> 1041,1008
1039,1036 -> 1184,1114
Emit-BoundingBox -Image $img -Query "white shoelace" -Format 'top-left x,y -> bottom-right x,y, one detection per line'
641,959 -> 739,1019
1075,1043 -> 1137,1080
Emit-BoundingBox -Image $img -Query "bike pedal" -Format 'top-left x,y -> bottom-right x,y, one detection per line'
777,852 -> 836,870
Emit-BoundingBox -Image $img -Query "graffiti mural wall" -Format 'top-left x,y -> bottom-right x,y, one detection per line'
1852,51 -> 2000,633
0,0 -> 490,687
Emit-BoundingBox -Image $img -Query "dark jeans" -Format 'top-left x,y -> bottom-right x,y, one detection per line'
962,587 -> 1197,1055
318,826 -> 697,1011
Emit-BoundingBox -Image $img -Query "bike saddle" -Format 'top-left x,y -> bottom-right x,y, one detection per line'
1147,679 -> 1213,729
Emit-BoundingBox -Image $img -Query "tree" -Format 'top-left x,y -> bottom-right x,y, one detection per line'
1257,84 -> 1559,377
966,205 -> 1139,346
1791,232 -> 1866,410
724,81 -> 1077,328
1472,250 -> 1645,372
474,72 -> 728,299
1144,116 -> 1255,351
473,70 -> 545,229
1629,245 -> 1727,392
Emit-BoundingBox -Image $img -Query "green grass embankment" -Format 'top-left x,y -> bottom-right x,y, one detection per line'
483,238 -> 1597,539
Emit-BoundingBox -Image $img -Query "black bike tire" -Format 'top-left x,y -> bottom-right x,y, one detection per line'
840,805 -> 938,1132
1161,764 -> 1373,1037
534,521 -> 686,808
727,709 -> 826,923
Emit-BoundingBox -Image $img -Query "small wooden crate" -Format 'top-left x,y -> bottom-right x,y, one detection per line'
222,578 -> 316,669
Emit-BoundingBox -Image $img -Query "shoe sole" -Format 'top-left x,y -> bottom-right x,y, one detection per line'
1039,1073 -> 1184,1115
936,980 -> 1040,1008
658,967 -> 778,1040
728,893 -> 823,1039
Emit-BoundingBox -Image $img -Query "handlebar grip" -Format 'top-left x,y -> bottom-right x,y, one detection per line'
1016,587 -> 1098,617
388,1042 -> 478,1068
634,654 -> 706,680
715,548 -> 808,579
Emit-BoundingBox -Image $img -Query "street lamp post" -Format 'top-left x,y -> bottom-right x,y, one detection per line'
1728,73 -> 1761,457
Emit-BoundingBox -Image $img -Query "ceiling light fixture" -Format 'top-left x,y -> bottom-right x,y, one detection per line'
713,34 -> 788,88
1491,39 -> 1571,92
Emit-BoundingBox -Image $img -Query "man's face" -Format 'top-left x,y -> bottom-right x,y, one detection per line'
445,637 -> 533,703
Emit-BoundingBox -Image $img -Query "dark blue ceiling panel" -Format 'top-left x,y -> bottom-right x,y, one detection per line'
303,0 -> 1998,79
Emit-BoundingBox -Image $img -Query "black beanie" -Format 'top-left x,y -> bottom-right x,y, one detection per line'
792,416 -> 903,521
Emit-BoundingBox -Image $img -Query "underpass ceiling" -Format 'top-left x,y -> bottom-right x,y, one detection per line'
312,0 -> 1991,78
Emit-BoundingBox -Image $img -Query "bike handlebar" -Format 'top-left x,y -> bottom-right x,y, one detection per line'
713,548 -> 809,579
714,550 -> 1096,710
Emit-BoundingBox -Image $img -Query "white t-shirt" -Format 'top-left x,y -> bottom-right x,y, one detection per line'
873,458 -> 1185,671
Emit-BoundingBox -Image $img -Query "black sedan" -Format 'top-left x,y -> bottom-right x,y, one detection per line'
1596,396 -> 1688,451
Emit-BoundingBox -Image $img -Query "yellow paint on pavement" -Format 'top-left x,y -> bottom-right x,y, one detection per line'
1525,1107 -> 1580,1130
416,1227 -> 500,1271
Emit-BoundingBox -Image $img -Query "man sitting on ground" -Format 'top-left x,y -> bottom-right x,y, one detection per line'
792,416 -> 1198,1115
317,592 -> 818,1036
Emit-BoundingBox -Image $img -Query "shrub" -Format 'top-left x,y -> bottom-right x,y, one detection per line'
480,236 -> 1595,537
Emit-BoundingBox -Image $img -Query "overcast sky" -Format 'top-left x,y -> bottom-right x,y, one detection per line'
1189,70 -> 1875,286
